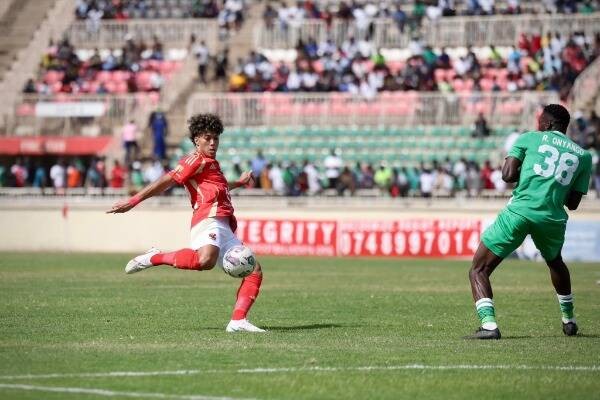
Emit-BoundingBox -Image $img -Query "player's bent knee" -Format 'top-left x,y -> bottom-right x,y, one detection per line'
197,250 -> 219,270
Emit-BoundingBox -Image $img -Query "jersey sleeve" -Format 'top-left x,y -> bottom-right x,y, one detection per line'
571,152 -> 592,194
507,132 -> 532,161
169,155 -> 209,184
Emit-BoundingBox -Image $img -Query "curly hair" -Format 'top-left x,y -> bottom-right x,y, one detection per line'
188,113 -> 224,143
542,104 -> 570,132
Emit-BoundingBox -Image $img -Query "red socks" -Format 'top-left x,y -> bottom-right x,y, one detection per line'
232,272 -> 263,320
150,248 -> 203,270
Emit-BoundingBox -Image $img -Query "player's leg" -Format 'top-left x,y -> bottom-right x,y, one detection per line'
466,242 -> 503,339
124,245 -> 219,274
124,219 -> 222,274
226,260 -> 265,333
531,224 -> 578,336
546,254 -> 577,335
466,209 -> 529,339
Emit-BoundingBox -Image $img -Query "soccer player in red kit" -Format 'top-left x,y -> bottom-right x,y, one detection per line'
107,114 -> 265,332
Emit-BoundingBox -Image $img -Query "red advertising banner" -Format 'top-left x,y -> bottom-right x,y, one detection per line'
236,218 -> 481,258
338,219 -> 481,258
236,219 -> 338,257
0,136 -> 112,155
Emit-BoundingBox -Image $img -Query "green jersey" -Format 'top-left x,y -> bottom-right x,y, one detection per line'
506,130 -> 592,224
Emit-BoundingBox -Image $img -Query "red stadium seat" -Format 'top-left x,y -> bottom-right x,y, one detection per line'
44,71 -> 64,84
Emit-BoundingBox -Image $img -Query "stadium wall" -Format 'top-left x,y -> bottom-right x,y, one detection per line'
2,199 -> 600,261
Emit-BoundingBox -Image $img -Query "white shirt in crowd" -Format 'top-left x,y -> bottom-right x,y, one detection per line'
286,71 -> 301,90
50,164 -> 65,188
268,165 -> 285,193
194,44 -> 209,65
420,171 -> 435,194
491,169 -> 507,192
304,163 -> 321,194
324,154 -> 343,179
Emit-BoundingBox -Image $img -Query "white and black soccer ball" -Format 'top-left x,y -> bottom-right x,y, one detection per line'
222,245 -> 256,278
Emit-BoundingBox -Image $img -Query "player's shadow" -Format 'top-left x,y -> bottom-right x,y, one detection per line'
500,333 -> 600,339
262,323 -> 346,331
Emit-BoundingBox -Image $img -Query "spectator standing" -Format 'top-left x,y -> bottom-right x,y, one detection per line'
337,166 -> 356,196
50,159 -> 66,193
472,113 -> 491,137
10,159 -> 28,187
269,162 -> 285,194
194,40 -> 210,84
149,110 -> 168,160
251,150 -> 268,188
215,48 -> 229,87
110,160 -> 126,188
121,120 -> 139,165
490,166 -> 506,194
67,161 -> 82,188
374,162 -> 393,193
260,164 -> 273,192
303,160 -> 321,195
324,149 -> 343,189
32,162 -> 47,188
419,166 -> 434,198
480,160 -> 495,189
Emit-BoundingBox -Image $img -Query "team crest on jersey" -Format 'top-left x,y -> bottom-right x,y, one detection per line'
208,233 -> 217,241
210,164 -> 217,170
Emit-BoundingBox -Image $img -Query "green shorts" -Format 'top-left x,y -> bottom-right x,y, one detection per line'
481,208 -> 565,261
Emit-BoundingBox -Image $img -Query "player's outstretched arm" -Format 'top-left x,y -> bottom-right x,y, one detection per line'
228,170 -> 254,191
106,174 -> 176,214
502,156 -> 522,183
565,190 -> 584,211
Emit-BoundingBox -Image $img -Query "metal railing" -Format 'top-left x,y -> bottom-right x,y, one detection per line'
255,13 -> 600,49
66,19 -> 221,48
4,94 -> 159,137
186,91 -> 559,128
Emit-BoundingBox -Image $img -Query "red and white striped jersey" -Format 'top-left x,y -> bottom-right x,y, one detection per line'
169,152 -> 236,230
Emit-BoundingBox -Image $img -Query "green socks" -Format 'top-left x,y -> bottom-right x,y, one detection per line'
557,293 -> 575,323
475,297 -> 498,330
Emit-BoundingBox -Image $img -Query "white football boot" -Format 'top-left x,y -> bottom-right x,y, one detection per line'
125,247 -> 160,274
226,319 -> 266,333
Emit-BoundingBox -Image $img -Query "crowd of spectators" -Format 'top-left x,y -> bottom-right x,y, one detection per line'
76,0 -> 246,37
0,155 -> 511,197
0,156 -> 172,193
228,32 -> 599,99
3,109 -> 599,197
264,0 -> 600,35
75,0 -> 244,20
22,36 -> 181,95
222,151 -> 571,197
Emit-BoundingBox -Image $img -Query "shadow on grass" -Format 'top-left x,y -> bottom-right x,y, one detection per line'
202,323 -> 347,331
490,333 -> 600,340
262,323 -> 347,331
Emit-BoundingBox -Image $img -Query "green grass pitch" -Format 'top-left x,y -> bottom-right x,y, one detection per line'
0,253 -> 599,399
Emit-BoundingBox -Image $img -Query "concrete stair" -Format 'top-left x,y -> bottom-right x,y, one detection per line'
154,1 -> 265,156
0,0 -> 57,83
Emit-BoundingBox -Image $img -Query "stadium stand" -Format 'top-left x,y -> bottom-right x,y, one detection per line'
0,0 -> 598,200
24,37 -> 184,95
227,32 -> 598,96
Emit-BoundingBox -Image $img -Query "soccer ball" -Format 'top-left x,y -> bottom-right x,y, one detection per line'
222,245 -> 256,278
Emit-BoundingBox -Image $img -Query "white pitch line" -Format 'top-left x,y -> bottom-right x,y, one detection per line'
0,364 -> 598,381
0,383 -> 253,400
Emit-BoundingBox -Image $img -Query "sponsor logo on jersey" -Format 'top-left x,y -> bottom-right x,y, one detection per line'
208,233 -> 217,241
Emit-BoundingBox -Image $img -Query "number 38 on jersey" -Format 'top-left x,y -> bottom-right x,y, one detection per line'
533,144 -> 579,186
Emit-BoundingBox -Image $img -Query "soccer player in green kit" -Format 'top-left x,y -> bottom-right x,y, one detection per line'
467,104 -> 592,340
